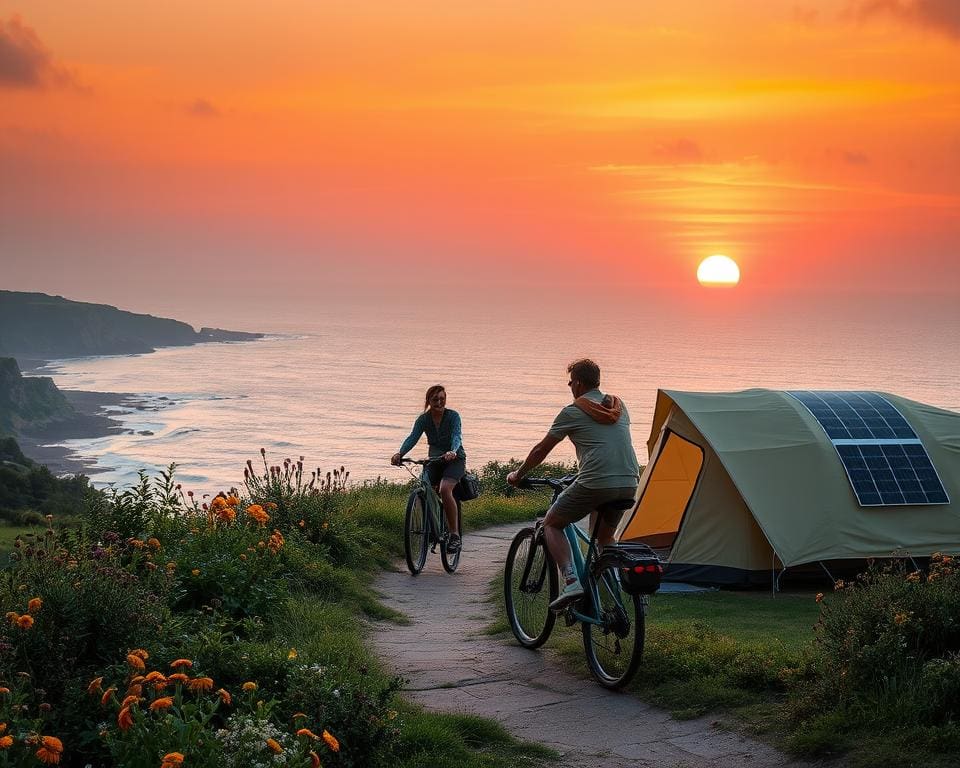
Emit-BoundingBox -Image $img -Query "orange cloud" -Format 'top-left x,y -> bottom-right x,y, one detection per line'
854,0 -> 960,39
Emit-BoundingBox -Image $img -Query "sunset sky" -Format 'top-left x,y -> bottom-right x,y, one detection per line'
1,1 -> 958,314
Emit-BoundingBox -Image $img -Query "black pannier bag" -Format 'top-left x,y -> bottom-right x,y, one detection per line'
594,542 -> 663,595
455,471 -> 481,501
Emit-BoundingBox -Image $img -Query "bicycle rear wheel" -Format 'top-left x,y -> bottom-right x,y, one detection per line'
440,499 -> 463,573
581,565 -> 645,689
404,491 -> 430,575
504,526 -> 558,649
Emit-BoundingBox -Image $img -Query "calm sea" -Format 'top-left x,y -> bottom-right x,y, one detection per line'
32,294 -> 960,493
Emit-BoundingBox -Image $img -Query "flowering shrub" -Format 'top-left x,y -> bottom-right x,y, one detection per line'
792,553 -> 960,727
282,662 -> 402,768
91,654 -> 333,768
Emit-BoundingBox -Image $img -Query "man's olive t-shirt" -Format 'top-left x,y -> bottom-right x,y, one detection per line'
547,389 -> 640,489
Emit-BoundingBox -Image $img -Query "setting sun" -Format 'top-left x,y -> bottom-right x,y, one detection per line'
697,255 -> 740,287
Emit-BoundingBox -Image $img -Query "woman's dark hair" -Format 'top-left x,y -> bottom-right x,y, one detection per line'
424,385 -> 446,410
567,359 -> 600,388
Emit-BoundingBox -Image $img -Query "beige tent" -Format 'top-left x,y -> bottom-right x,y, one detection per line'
618,389 -> 960,586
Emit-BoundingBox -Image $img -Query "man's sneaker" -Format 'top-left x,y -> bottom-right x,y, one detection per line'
549,579 -> 584,611
446,534 -> 461,554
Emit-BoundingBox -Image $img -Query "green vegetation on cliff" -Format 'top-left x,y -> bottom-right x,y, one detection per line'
0,357 -> 76,436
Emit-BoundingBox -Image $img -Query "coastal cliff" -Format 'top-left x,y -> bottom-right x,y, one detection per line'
0,290 -> 263,359
0,356 -> 76,436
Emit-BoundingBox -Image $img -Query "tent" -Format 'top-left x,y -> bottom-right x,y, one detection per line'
617,389 -> 960,587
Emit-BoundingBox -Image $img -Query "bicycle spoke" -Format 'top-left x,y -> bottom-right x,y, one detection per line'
504,528 -> 557,648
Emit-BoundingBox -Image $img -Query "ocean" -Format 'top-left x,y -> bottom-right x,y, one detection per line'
30,293 -> 960,494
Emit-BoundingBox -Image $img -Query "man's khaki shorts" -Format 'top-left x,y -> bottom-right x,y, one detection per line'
548,482 -> 638,527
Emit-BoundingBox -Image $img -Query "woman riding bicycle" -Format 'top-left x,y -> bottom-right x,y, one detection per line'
391,385 -> 466,553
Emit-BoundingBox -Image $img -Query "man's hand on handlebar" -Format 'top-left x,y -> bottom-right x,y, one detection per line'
506,470 -> 521,487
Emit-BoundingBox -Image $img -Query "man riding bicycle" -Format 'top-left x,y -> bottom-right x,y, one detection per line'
507,359 -> 639,610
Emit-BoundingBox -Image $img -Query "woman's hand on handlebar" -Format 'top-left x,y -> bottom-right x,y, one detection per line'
390,453 -> 403,466
443,451 -> 457,462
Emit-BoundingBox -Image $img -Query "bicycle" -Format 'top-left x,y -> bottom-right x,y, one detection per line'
503,475 -> 661,689
398,457 -> 463,575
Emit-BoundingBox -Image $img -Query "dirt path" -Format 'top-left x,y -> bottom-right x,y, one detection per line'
371,522 -> 815,768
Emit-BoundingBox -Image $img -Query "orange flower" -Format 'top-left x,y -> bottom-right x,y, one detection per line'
217,688 -> 232,705
0,687 -> 9,695
126,684 -> 143,698
815,593 -> 824,603
287,648 -> 297,660
217,507 -> 237,523
226,495 -> 240,506
0,735 -> 12,749
127,654 -> 146,671
130,648 -> 149,660
150,697 -> 174,711
117,706 -> 134,730
322,730 -> 339,752
167,673 -> 190,684
242,681 -> 257,692
145,671 -> 167,684
161,753 -> 185,768
266,738 -> 283,754
188,677 -> 214,693
100,687 -> 117,706
191,569 -> 200,577
265,502 -> 278,511
28,597 -> 42,613
0,724 -> 6,734
297,728 -> 319,739
247,505 -> 270,525
17,614 -> 34,629
170,659 -> 193,669
120,694 -> 141,708
147,538 -> 162,550
309,750 -> 321,768
292,712 -> 307,720
87,677 -> 103,694
5,612 -> 19,626
211,496 -> 228,510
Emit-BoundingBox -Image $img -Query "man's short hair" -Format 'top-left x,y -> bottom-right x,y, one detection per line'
567,359 -> 600,388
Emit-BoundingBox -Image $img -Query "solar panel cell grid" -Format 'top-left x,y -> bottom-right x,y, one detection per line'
788,390 -> 949,507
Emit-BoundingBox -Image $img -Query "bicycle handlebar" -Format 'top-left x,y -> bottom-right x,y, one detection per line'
516,474 -> 577,491
399,457 -> 445,467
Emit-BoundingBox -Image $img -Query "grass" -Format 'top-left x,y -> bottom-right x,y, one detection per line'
0,522 -> 44,560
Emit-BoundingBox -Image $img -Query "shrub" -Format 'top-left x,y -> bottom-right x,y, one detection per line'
791,554 -> 960,729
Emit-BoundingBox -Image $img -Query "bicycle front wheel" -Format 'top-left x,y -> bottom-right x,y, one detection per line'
440,499 -> 462,574
582,565 -> 645,689
504,527 -> 558,649
404,491 -> 430,575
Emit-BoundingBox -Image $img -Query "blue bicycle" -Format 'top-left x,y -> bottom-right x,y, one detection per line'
399,457 -> 463,575
503,475 -> 661,689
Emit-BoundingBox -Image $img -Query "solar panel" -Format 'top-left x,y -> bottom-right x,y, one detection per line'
788,391 -> 950,507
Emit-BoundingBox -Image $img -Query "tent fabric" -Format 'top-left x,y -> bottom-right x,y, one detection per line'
619,389 -> 960,581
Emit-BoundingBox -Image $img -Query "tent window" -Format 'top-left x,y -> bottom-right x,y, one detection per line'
621,430 -> 704,544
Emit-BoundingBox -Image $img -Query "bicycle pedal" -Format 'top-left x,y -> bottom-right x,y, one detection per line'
563,610 -> 577,627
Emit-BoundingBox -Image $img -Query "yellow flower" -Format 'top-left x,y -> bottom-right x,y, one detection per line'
287,648 -> 298,660
0,735 -> 12,749
191,569 -> 200,577
387,709 -> 397,720
27,597 -> 42,613
266,738 -> 283,754
322,730 -> 340,753
242,681 -> 257,692
161,753 -> 185,768
170,659 -> 193,669
150,697 -> 174,711
894,611 -> 911,626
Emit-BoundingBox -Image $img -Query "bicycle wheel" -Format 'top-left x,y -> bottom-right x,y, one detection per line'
581,564 -> 644,689
504,527 -> 558,649
440,499 -> 463,573
404,491 -> 430,575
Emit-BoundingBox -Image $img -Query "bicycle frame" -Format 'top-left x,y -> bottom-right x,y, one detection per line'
403,459 -> 446,543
